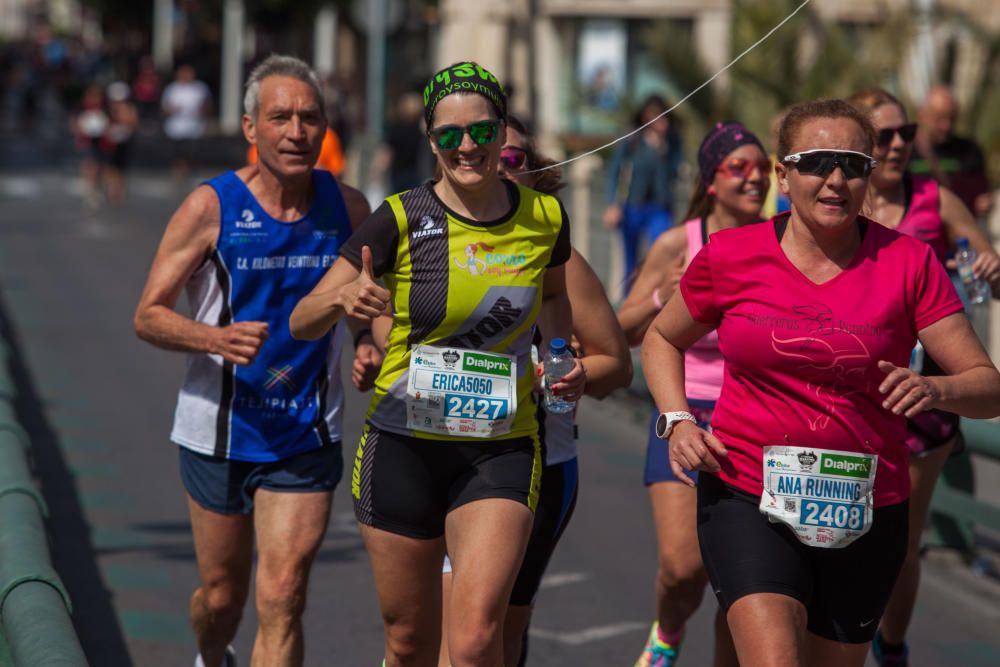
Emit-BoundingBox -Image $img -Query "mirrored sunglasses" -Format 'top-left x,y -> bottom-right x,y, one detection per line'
782,149 -> 877,179
876,123 -> 918,147
429,120 -> 501,150
716,157 -> 771,179
499,146 -> 529,172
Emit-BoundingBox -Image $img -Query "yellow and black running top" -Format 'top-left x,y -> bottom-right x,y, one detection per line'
341,180 -> 571,440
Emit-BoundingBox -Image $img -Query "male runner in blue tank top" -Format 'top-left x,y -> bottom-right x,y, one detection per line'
134,55 -> 375,667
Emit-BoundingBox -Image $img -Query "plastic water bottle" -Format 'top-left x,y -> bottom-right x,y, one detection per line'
543,338 -> 576,414
955,238 -> 991,305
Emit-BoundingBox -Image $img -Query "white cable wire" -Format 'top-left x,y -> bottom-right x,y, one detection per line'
522,0 -> 814,174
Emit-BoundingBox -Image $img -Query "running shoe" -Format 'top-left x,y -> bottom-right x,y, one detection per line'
633,622 -> 682,667
872,632 -> 908,667
194,645 -> 237,667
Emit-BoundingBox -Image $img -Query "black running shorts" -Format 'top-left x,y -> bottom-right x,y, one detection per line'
352,423 -> 542,539
510,457 -> 579,606
696,473 -> 908,644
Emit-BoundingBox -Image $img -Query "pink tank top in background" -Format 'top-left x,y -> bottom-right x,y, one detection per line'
896,175 -> 949,263
683,218 -> 724,400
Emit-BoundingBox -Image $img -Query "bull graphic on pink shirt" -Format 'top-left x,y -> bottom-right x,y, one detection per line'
770,304 -> 872,431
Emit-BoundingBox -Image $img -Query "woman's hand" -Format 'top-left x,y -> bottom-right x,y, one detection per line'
667,420 -> 728,488
972,251 -> 1000,290
548,357 -> 587,403
340,246 -> 391,320
877,360 -> 940,417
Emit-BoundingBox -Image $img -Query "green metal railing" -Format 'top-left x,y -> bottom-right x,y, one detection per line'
928,418 -> 1000,556
0,340 -> 88,665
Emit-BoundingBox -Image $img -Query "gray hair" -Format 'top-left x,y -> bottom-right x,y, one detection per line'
243,54 -> 324,119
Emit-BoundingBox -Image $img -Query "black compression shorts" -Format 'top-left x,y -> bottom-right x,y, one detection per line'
352,423 -> 542,539
696,473 -> 908,644
510,458 -> 579,606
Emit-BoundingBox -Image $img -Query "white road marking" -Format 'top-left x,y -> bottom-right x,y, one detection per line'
131,177 -> 177,199
922,568 -> 1000,619
1,178 -> 42,198
539,571 -> 591,589
529,621 -> 649,645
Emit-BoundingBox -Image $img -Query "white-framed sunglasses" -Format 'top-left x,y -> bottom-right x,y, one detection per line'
781,149 -> 877,179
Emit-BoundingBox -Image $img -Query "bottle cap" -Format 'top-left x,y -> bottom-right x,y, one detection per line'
549,338 -> 567,354
957,237 -> 970,248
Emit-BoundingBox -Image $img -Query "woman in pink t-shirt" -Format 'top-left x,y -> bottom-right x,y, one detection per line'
642,98 -> 1000,667
619,122 -> 768,667
848,87 -> 1000,667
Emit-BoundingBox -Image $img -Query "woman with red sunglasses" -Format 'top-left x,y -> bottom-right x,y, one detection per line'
848,87 -> 1000,667
618,121 -> 767,667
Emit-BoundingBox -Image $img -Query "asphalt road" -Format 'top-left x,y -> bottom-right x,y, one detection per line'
1,166 -> 999,666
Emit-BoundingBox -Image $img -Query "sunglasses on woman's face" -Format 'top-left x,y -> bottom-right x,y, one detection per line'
428,120 -> 501,150
876,122 -> 918,147
499,146 -> 529,172
716,157 -> 771,179
782,149 -> 877,180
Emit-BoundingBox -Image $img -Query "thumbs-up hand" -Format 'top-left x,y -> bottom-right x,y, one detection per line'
342,246 -> 391,320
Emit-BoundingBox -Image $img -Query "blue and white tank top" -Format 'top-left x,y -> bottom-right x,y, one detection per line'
171,170 -> 351,461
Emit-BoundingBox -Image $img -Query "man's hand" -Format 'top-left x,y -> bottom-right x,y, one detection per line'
352,337 -> 383,391
340,246 -> 391,320
211,321 -> 269,366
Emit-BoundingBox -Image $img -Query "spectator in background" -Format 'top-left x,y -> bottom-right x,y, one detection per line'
911,85 -> 993,219
71,83 -> 109,210
162,63 -> 211,175
369,92 -> 430,193
604,94 -> 683,298
132,55 -> 163,125
103,81 -> 139,205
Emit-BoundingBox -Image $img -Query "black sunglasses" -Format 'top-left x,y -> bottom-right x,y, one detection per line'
428,120 -> 501,150
876,123 -> 918,147
782,150 -> 877,179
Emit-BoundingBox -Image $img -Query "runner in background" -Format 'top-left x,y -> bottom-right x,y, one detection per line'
162,64 -> 212,176
436,114 -> 632,667
290,62 -> 585,667
848,87 -> 1000,667
70,82 -> 108,210
911,85 -> 993,220
134,55 -> 374,667
102,81 -> 139,205
618,121 -> 768,667
603,95 -> 684,298
643,97 -> 1000,667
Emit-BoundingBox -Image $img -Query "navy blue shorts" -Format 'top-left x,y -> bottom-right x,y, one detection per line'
643,399 -> 716,486
179,443 -> 343,514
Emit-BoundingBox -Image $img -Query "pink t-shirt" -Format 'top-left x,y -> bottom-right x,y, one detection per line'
896,175 -> 948,262
683,218 -> 724,400
680,215 -> 963,507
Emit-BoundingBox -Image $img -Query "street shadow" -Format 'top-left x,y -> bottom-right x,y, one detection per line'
0,290 -> 133,666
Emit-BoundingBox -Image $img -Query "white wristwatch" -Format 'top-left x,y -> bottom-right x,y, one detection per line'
655,411 -> 697,440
